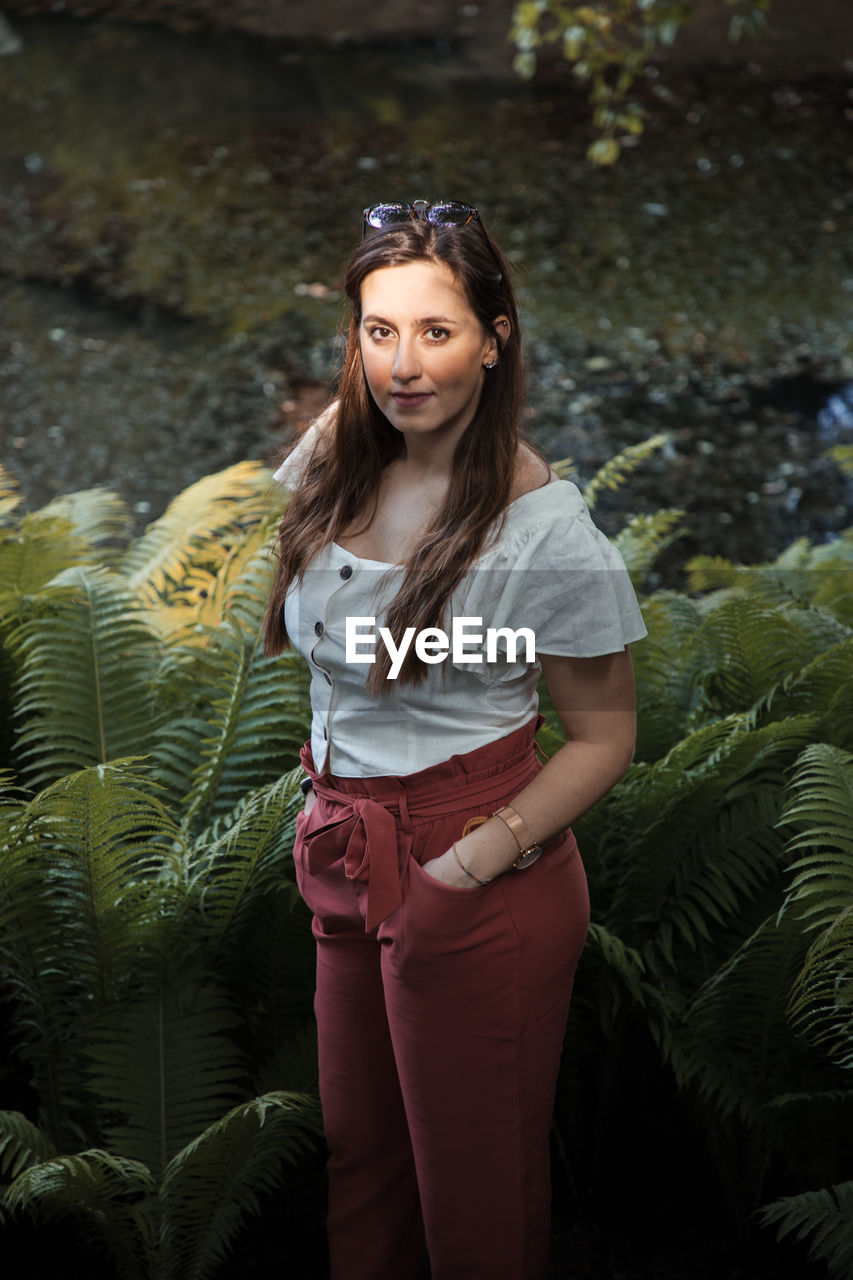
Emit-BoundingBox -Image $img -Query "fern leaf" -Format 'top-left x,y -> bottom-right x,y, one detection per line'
160,1091 -> 322,1280
187,770 -> 304,950
9,566 -> 165,788
0,463 -> 23,524
612,508 -> 686,586
691,596 -> 833,718
582,432 -> 670,509
2,1147 -> 156,1280
119,463 -> 274,603
159,620 -> 310,829
34,489 -> 132,555
761,1181 -> 853,1279
0,515 -> 91,629
826,444 -> 853,479
0,761 -> 184,1147
145,520 -> 277,642
86,978 -> 247,1177
780,743 -> 853,929
664,913 -> 812,1125
0,1111 -> 57,1181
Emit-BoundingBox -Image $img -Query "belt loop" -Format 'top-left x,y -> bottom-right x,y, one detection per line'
397,788 -> 411,832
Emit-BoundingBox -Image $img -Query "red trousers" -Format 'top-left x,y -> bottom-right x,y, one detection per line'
293,715 -> 590,1280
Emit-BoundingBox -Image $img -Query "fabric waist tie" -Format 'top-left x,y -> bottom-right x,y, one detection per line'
298,715 -> 545,932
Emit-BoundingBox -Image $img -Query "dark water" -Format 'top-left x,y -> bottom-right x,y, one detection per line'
1,14 -> 852,577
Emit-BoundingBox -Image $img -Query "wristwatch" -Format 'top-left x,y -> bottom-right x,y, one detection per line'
492,805 -> 543,870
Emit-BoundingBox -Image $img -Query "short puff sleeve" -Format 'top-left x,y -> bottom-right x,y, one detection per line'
457,480 -> 647,661
272,402 -> 337,491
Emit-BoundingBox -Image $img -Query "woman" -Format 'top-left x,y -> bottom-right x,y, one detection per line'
264,200 -> 646,1280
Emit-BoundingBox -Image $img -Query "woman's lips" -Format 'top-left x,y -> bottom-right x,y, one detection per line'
391,392 -> 433,408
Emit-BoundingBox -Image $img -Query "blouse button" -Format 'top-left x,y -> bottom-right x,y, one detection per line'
339,564 -> 353,580
314,620 -> 324,637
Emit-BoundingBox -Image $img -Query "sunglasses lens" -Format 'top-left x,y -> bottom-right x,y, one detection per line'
365,202 -> 412,228
426,202 -> 474,226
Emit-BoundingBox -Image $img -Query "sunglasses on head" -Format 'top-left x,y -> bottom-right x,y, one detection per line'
361,199 -> 503,280
362,199 -> 481,238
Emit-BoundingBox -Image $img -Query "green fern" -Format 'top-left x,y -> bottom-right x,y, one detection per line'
119,462 -> 274,603
761,1181 -> 853,1279
0,762 -> 184,1148
85,980 -> 248,1178
35,488 -> 132,557
0,1111 -> 57,1181
662,913 -> 815,1126
2,1147 -> 157,1280
156,622 -> 310,830
581,432 -> 670,509
612,507 -> 686,587
827,443 -> 853,478
159,1091 -> 322,1280
9,567 -> 165,788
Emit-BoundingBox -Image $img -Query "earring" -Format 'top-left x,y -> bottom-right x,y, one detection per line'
484,360 -> 497,369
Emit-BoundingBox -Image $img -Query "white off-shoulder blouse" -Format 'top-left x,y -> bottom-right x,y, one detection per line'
273,423 -> 647,778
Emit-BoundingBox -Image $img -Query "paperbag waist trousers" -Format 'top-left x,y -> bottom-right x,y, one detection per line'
293,715 -> 591,1280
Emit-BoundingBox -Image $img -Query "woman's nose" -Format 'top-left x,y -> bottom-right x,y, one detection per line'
392,338 -> 421,383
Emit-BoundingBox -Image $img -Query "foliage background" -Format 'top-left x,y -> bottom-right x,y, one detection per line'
1,444 -> 852,1277
1,2 -> 853,1276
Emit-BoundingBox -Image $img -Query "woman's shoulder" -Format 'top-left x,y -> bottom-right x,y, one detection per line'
507,443 -> 559,505
478,451 -> 597,565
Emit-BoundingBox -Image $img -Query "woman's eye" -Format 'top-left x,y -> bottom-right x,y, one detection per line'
368,326 -> 392,340
426,327 -> 450,341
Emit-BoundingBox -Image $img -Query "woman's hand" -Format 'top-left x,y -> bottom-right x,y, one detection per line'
303,788 -> 317,818
421,847 -> 482,890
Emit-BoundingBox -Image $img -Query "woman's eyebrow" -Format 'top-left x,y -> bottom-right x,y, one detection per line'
362,313 -> 458,326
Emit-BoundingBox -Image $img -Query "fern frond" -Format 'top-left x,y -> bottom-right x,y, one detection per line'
158,621 -> 310,828
780,743 -> 853,929
0,463 -> 22,524
628,591 -> 703,761
0,761 -> 184,1146
594,717 -> 817,974
2,1147 -> 156,1280
0,515 -> 91,629
144,527 -> 275,642
86,979 -> 246,1177
159,1091 -> 322,1280
663,913 -> 812,1125
0,1111 -> 57,1181
612,508 -> 686,586
9,566 -> 165,788
685,554 -> 741,593
761,1180 -> 853,1279
119,463 -> 274,604
582,432 -> 670,509
549,454 -> 574,478
758,640 -> 853,744
34,489 -> 132,555
691,596 -> 832,718
187,770 -> 303,951
826,443 -> 853,478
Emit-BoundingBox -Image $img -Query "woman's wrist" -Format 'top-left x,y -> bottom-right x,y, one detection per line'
452,815 -> 522,883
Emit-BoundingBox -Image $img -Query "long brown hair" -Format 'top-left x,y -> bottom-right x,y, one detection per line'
263,214 -> 530,690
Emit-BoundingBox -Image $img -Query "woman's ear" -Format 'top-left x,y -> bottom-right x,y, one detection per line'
485,315 -> 511,364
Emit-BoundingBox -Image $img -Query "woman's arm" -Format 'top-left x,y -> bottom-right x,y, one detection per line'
423,647 -> 637,888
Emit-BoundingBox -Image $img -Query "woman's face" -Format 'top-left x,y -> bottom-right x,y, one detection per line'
358,259 -> 505,451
